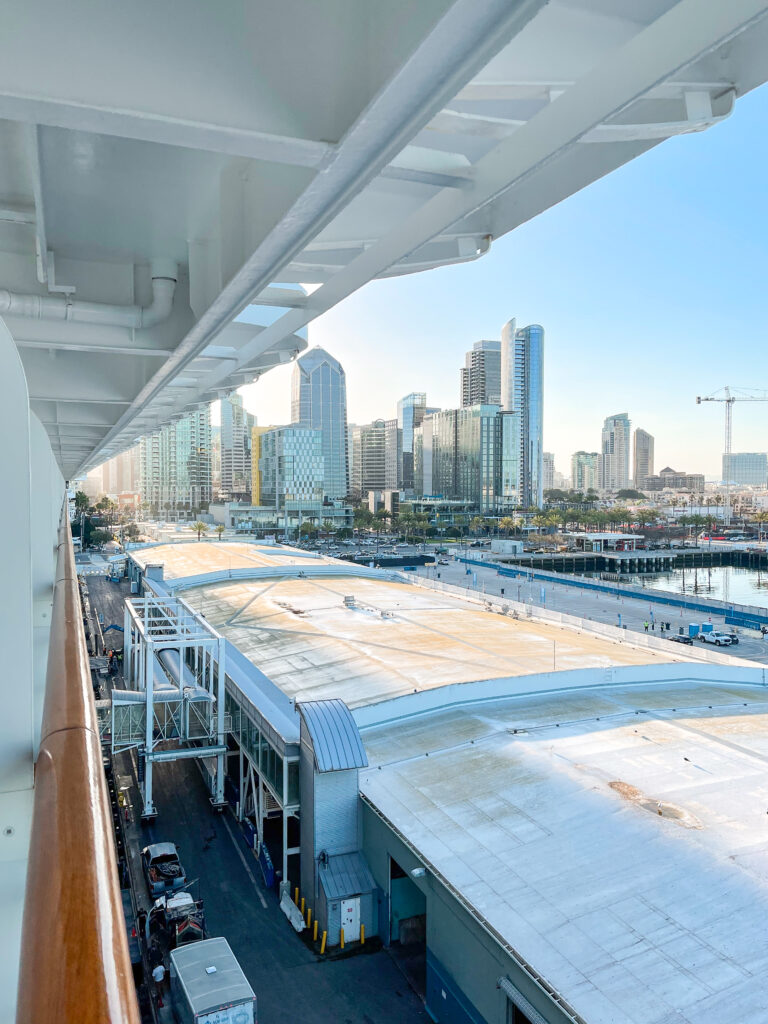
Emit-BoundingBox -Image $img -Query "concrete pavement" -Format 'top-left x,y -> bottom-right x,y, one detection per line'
417,558 -> 768,665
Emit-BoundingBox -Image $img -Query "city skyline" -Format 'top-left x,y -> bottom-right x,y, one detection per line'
241,84 -> 768,480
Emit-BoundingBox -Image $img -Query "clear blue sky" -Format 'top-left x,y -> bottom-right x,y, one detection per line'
242,84 -> 768,481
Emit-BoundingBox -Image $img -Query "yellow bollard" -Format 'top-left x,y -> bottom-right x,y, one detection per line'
340,927 -> 345,950
307,907 -> 312,928
300,897 -> 305,916
313,920 -> 318,942
361,924 -> 365,946
320,930 -> 327,954
294,887 -> 299,906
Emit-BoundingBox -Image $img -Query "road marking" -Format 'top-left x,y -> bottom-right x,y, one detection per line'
222,813 -> 268,909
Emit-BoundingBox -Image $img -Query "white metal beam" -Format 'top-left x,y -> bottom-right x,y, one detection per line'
78,0 -> 546,472
197,0 -> 768,389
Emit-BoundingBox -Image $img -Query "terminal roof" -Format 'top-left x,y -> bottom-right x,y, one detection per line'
360,679 -> 768,1024
188,574 -> 694,710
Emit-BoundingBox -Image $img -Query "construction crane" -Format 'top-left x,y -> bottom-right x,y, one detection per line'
696,387 -> 768,526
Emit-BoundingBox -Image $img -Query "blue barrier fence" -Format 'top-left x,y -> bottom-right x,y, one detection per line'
456,556 -> 768,631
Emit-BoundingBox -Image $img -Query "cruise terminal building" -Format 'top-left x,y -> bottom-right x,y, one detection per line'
123,541 -> 768,1024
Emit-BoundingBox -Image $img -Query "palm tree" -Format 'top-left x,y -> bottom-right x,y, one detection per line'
470,515 -> 485,537
215,524 -> 226,540
753,510 -> 768,542
499,516 -> 517,537
192,521 -> 208,541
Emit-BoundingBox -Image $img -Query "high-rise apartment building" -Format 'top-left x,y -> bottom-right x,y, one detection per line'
397,392 -> 427,492
599,413 -> 631,491
291,347 -> 348,499
571,451 -> 600,492
220,393 -> 255,499
500,319 -> 544,507
542,452 -> 555,492
722,452 -> 768,487
139,408 -> 212,515
633,429 -> 654,489
256,426 -> 324,509
460,340 -> 502,406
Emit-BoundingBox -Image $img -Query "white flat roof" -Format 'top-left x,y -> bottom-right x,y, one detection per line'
186,574 -> 695,710
360,679 -> 768,1024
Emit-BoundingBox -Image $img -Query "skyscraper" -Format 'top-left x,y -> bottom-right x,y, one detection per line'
460,340 -> 502,406
220,393 -> 255,499
427,404 -> 519,511
571,451 -> 599,492
414,414 -> 434,497
599,413 -> 631,491
633,429 -> 654,489
397,392 -> 427,492
384,418 -> 401,491
501,319 -> 544,507
291,347 -> 348,500
350,421 -> 387,497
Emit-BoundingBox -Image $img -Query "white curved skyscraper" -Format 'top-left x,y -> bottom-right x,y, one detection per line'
291,347 -> 349,500
501,319 -> 544,508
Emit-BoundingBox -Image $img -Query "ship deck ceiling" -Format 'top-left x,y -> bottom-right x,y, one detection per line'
360,679 -> 768,1024
1,1 -> 767,475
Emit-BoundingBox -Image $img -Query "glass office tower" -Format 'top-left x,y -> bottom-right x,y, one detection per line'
291,347 -> 349,500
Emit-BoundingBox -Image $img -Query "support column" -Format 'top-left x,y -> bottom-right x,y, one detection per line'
214,637 -> 226,807
238,743 -> 244,822
123,603 -> 131,686
0,319 -> 35,1023
142,640 -> 156,818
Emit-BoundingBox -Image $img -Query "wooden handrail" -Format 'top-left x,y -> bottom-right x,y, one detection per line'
16,513 -> 140,1024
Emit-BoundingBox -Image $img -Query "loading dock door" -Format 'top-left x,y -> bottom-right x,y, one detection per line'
341,897 -> 360,941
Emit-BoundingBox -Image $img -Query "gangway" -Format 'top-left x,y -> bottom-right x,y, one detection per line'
119,594 -> 228,819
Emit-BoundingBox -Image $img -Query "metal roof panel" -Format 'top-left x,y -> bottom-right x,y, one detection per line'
299,699 -> 368,772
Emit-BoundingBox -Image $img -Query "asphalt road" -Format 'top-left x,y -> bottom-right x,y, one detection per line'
121,756 -> 428,1024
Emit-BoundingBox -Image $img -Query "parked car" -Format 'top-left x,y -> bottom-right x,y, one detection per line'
666,634 -> 693,646
697,631 -> 733,646
437,558 -> 449,565
142,842 -> 186,897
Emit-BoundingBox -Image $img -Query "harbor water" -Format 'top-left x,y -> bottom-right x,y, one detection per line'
618,565 -> 768,610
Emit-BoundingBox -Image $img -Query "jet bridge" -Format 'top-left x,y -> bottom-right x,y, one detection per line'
119,593 -> 228,819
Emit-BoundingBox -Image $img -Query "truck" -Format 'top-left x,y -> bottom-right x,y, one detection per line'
149,891 -> 206,952
698,630 -> 733,646
170,937 -> 256,1024
141,842 -> 187,897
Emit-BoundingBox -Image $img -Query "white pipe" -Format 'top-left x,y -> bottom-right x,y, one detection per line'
0,259 -> 177,329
